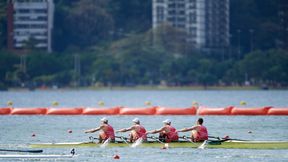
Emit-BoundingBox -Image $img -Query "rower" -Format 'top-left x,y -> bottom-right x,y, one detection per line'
116,118 -> 147,142
84,117 -> 115,143
177,118 -> 208,142
146,119 -> 179,142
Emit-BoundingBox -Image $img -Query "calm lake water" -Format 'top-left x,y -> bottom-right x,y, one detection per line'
0,90 -> 288,161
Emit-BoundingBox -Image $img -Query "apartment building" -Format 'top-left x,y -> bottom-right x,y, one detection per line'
152,0 -> 229,50
7,0 -> 54,52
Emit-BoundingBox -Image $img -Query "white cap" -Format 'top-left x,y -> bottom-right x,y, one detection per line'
162,119 -> 171,124
132,118 -> 140,123
100,117 -> 108,122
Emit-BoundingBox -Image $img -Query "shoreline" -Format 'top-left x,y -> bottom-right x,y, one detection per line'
4,85 -> 288,91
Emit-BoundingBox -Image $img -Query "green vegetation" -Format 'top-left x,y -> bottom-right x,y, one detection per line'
0,0 -> 287,89
1,48 -> 287,89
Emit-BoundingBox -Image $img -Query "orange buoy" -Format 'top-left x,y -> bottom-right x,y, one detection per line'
46,108 -> 83,115
119,107 -> 156,115
82,107 -> 120,115
230,106 -> 271,115
197,106 -> 233,115
267,108 -> 288,115
155,107 -> 196,115
0,108 -> 12,115
11,108 -> 47,115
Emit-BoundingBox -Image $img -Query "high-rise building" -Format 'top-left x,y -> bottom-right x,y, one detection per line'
7,0 -> 54,53
152,0 -> 229,51
278,0 -> 288,49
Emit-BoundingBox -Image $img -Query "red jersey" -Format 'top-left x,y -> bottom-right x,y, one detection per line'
164,125 -> 179,142
102,124 -> 115,140
134,125 -> 147,140
194,125 -> 208,141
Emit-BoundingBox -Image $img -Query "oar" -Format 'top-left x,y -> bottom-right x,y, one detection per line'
115,136 -> 129,144
0,148 -> 43,153
198,140 -> 208,149
147,136 -> 164,144
89,136 -> 100,143
180,136 -> 206,148
179,136 -> 210,149
208,136 -> 248,141
100,138 -> 111,148
131,137 -> 143,148
181,136 -> 197,144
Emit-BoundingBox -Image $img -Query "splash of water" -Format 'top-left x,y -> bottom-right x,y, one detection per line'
131,138 -> 143,148
198,140 -> 208,149
100,138 -> 110,148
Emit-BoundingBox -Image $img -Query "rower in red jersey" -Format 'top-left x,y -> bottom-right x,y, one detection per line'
84,117 -> 115,143
177,118 -> 208,142
146,119 -> 179,142
116,118 -> 147,142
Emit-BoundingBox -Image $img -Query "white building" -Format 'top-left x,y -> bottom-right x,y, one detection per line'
152,0 -> 229,50
7,0 -> 54,53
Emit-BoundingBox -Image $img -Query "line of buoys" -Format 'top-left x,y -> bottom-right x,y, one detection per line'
230,106 -> 271,115
119,107 -> 156,115
0,108 -> 11,115
198,106 -> 233,115
0,107 -> 287,115
11,108 -> 47,115
82,107 -> 120,115
267,108 -> 288,115
46,108 -> 84,115
155,107 -> 197,115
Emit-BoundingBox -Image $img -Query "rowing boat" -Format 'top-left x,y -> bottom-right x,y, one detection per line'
29,140 -> 288,149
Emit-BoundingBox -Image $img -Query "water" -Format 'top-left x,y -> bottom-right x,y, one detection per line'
0,90 -> 288,161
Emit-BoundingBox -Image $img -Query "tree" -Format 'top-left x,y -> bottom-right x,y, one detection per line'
65,0 -> 114,49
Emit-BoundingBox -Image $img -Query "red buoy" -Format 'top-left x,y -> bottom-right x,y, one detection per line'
113,154 -> 120,159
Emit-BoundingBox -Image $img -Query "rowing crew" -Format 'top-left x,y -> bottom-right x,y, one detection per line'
84,117 -> 208,143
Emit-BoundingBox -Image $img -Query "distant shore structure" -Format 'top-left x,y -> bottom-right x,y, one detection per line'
7,0 -> 54,53
152,0 -> 230,53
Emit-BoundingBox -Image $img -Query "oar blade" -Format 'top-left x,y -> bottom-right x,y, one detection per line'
0,148 -> 43,153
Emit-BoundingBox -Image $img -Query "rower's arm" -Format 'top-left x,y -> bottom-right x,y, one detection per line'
84,126 -> 103,133
177,126 -> 196,132
147,127 -> 165,134
116,126 -> 133,133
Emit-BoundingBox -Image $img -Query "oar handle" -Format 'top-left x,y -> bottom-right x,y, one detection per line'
115,136 -> 129,140
147,136 -> 165,144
